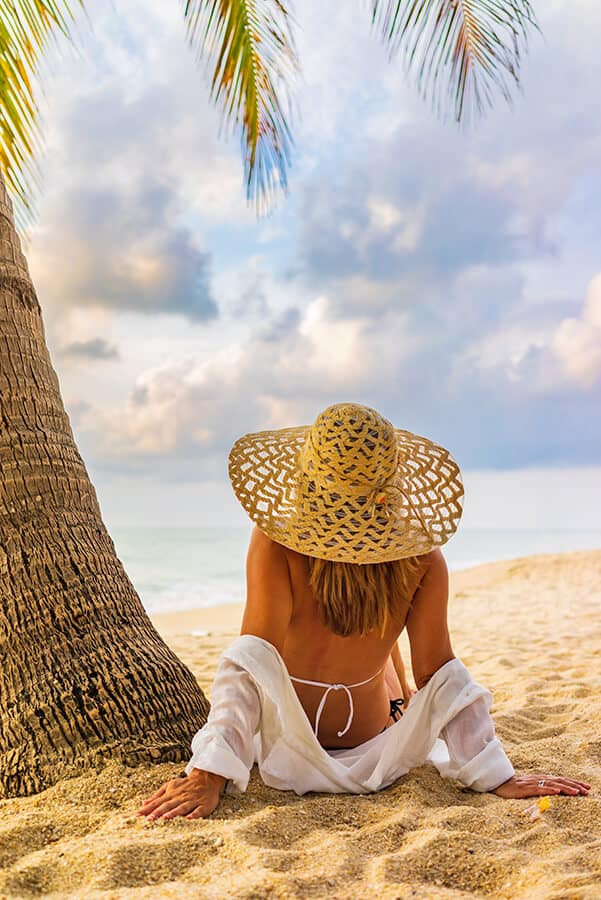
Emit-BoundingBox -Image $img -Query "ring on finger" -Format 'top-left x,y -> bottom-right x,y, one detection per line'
538,780 -> 546,787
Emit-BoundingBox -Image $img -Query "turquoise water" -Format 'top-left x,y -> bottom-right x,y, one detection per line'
110,527 -> 601,615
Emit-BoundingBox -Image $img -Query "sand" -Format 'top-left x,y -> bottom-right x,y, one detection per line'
1,548 -> 600,899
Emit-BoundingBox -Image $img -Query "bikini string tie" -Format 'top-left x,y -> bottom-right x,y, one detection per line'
290,667 -> 385,739
314,684 -> 354,738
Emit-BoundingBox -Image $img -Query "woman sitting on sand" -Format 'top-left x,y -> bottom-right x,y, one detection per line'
138,403 -> 590,821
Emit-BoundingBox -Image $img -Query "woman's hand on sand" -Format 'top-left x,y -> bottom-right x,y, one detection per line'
137,769 -> 227,820
491,774 -> 590,799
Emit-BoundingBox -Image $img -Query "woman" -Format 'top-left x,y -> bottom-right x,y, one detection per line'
138,403 -> 590,821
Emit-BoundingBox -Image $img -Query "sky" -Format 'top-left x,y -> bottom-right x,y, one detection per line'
21,0 -> 601,530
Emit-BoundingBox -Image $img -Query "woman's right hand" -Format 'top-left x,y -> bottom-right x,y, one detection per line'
491,774 -> 590,798
137,768 -> 227,820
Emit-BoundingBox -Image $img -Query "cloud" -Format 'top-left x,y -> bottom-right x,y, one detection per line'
70,264 -> 601,480
68,276 -> 601,477
293,108 -> 582,304
30,178 -> 218,322
70,295 -> 414,469
550,273 -> 601,388
61,337 -> 119,360
228,272 -> 270,319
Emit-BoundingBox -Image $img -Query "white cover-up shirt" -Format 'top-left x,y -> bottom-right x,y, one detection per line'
184,635 -> 515,795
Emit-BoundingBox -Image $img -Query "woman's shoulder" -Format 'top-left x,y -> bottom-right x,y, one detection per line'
248,525 -> 289,559
420,548 -> 448,580
248,526 -> 311,571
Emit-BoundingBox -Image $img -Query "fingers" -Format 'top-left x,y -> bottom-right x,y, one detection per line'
540,778 -> 589,796
537,783 -> 563,795
137,796 -> 166,815
547,781 -> 580,794
493,774 -> 591,799
186,798 -> 220,820
525,775 -> 590,797
551,777 -> 590,790
518,778 -> 559,798
149,799 -> 198,820
145,799 -> 182,820
535,775 -> 590,793
137,799 -> 166,816
145,794 -> 205,820
136,783 -> 170,814
148,794 -> 219,821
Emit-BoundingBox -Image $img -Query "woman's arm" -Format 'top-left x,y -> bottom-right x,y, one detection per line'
405,549 -> 456,690
407,549 -> 512,792
406,550 -> 590,798
138,527 -> 293,821
239,526 -> 294,651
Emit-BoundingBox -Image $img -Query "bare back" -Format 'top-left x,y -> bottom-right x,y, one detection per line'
240,527 -> 455,749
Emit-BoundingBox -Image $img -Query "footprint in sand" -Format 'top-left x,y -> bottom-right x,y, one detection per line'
99,835 -> 218,889
2,834 -> 217,896
498,657 -> 517,668
345,814 -> 418,857
507,840 -> 601,898
259,849 -> 302,872
239,796 -> 374,850
378,830 -> 519,895
2,860 -> 52,898
0,818 -> 63,870
495,706 -> 568,742
571,684 -> 593,698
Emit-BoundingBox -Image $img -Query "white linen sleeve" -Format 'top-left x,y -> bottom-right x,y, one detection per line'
184,656 -> 262,792
439,693 -> 515,793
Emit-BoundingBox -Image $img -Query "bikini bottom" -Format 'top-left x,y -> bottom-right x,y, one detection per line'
384,697 -> 405,729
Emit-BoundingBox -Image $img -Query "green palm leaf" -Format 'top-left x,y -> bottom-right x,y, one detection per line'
371,0 -> 540,123
0,0 -> 80,227
183,0 -> 299,215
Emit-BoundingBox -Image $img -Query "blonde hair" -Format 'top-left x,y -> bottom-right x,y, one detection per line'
307,554 -> 423,638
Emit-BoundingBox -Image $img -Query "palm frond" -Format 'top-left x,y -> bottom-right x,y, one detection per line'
371,0 -> 540,124
183,0 -> 299,215
0,0 -> 81,228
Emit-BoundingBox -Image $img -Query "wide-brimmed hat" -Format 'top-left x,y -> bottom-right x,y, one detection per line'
228,402 -> 464,564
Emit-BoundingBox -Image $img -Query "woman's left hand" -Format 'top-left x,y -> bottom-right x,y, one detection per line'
137,769 -> 227,820
491,774 -> 590,799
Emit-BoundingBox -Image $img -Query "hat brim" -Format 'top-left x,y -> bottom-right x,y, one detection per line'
228,423 -> 464,564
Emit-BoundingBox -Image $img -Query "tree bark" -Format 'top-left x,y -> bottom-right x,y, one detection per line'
0,176 -> 209,798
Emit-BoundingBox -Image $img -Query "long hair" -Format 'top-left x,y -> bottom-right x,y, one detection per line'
307,554 -> 423,638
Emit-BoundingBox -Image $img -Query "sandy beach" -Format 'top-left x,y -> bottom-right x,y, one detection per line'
0,548 -> 600,899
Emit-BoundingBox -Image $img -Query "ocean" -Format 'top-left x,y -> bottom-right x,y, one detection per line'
110,527 -> 601,616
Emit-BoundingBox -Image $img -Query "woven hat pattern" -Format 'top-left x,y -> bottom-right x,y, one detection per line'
228,403 -> 464,563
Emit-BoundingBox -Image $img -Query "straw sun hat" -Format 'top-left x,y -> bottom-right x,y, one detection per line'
228,402 -> 464,564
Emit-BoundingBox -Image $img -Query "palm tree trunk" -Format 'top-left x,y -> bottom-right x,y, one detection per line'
0,175 -> 209,798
